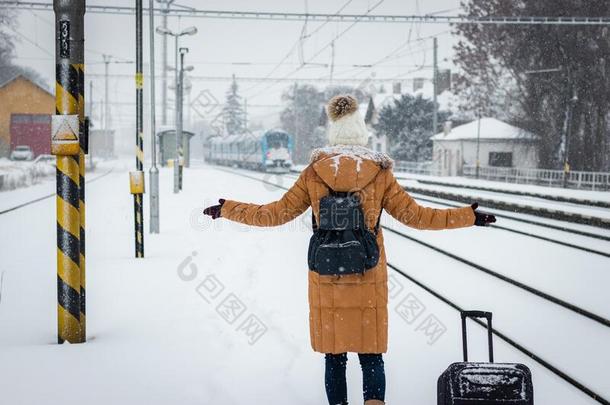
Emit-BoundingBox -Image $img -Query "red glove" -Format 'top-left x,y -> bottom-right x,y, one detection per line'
203,199 -> 225,220
471,202 -> 496,226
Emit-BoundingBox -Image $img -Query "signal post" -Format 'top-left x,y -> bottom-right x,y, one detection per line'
53,0 -> 86,344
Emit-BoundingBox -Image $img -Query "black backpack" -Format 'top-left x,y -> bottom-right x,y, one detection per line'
307,190 -> 381,276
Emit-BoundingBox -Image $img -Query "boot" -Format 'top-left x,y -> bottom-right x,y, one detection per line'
364,400 -> 384,405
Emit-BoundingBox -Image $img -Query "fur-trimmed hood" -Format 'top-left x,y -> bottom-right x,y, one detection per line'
309,145 -> 394,192
310,145 -> 394,169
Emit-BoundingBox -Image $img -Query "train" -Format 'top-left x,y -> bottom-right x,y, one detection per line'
204,129 -> 294,173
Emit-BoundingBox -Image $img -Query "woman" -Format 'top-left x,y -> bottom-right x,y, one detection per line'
204,95 -> 496,405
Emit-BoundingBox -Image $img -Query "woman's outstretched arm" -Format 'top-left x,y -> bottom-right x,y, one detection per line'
218,171 -> 311,227
381,170 -> 476,230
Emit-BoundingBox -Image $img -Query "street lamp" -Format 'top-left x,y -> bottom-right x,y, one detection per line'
179,58 -> 194,169
180,26 -> 198,36
156,25 -> 198,193
177,46 -> 188,190
475,109 -> 481,179
149,0 -> 160,233
563,90 -> 578,188
155,0 -> 175,127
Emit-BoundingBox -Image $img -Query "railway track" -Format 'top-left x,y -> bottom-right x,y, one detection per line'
405,192 -> 610,257
280,171 -> 610,255
222,166 -> 609,326
402,185 -> 610,230
0,166 -> 115,216
215,165 -> 609,404
289,168 -> 610,235
400,177 -> 610,209
387,263 -> 608,405
407,192 -> 610,242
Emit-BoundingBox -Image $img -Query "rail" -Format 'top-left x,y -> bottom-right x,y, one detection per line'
387,263 -> 609,405
215,166 -> 610,404
0,166 -> 115,216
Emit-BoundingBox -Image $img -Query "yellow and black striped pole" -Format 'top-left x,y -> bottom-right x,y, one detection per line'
76,56 -> 86,340
130,0 -> 145,258
53,0 -> 85,344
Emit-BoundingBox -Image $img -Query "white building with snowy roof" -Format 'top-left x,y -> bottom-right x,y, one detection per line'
431,117 -> 538,176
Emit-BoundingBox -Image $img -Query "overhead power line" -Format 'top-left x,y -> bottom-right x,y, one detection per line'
246,0 -> 386,100
85,73 -> 430,84
243,0 -> 355,95
3,2 -> 610,25
7,26 -> 53,57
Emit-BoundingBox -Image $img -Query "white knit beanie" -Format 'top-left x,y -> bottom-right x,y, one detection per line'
326,95 -> 369,146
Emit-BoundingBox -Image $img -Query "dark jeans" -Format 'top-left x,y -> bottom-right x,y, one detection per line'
324,353 -> 385,405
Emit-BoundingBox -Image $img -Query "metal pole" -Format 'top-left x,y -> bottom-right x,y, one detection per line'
293,82 -> 300,162
178,47 -> 185,190
187,87 -> 191,127
183,78 -> 191,168
330,40 -> 335,84
132,0 -> 145,257
103,54 -> 109,130
88,80 -> 93,169
75,5 -> 86,341
53,0 -> 84,344
244,97 -> 248,131
563,89 -> 577,188
173,34 -> 180,193
88,81 -> 93,120
159,0 -> 172,126
432,37 -> 438,135
149,0 -> 160,233
476,113 -> 481,179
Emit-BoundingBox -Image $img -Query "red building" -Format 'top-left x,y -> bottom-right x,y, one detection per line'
10,114 -> 52,157
0,69 -> 54,157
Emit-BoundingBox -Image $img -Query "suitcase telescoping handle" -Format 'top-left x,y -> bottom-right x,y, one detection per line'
461,310 -> 494,363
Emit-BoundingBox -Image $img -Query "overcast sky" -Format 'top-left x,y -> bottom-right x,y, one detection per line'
11,0 -> 463,129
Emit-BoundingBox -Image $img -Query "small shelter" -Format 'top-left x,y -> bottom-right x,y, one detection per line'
431,117 -> 538,176
157,127 -> 195,167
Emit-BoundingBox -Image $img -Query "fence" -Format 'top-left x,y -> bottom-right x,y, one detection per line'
394,160 -> 442,176
462,165 -> 610,191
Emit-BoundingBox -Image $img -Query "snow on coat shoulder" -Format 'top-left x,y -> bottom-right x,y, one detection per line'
309,145 -> 394,193
310,145 -> 394,172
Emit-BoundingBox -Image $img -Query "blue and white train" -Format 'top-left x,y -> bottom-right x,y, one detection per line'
204,129 -> 294,173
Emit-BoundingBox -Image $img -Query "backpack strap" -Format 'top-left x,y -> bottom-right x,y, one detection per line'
312,189 -> 346,232
330,190 -> 348,198
374,210 -> 382,235
314,188 -> 381,233
357,205 -> 383,235
311,210 -> 318,232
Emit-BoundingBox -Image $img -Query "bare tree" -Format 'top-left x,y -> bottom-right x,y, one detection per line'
453,0 -> 610,170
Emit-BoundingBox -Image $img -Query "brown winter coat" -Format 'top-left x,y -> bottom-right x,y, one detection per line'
220,146 -> 475,354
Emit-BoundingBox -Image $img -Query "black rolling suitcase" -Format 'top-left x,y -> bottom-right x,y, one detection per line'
438,311 -> 533,405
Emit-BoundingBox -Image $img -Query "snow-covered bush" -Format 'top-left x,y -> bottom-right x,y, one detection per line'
0,159 -> 56,191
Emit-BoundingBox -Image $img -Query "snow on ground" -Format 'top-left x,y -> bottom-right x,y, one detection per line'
0,162 -> 608,404
0,158 -> 56,191
398,178 -> 610,220
407,192 -> 610,242
0,159 -> 119,212
394,172 -> 610,204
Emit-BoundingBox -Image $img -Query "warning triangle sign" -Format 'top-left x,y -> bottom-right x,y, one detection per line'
52,116 -> 79,141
